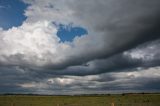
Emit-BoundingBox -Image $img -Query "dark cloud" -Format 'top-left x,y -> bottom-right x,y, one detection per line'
39,0 -> 160,70
38,39 -> 160,77
0,0 -> 160,94
0,66 -> 160,94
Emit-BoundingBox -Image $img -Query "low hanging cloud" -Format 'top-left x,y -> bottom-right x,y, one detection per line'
1,66 -> 160,94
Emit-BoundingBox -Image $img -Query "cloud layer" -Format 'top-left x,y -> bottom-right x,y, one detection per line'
0,0 -> 160,94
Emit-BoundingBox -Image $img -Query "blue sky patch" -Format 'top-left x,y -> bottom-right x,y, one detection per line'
57,24 -> 88,42
0,0 -> 28,30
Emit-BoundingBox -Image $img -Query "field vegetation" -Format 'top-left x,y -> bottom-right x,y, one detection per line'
0,93 -> 160,106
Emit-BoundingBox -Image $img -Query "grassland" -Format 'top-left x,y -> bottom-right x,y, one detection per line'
0,93 -> 160,106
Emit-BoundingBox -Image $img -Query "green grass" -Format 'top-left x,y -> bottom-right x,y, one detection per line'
0,94 -> 160,106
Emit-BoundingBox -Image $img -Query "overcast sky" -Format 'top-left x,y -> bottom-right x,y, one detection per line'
0,0 -> 160,94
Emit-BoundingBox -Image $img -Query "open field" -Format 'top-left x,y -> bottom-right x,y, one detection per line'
0,94 -> 160,106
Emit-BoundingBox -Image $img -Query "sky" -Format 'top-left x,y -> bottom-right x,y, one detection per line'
0,0 -> 160,95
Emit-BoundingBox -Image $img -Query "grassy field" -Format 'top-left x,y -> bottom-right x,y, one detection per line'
0,94 -> 160,106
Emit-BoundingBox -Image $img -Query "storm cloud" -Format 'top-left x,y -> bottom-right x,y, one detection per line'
0,0 -> 160,94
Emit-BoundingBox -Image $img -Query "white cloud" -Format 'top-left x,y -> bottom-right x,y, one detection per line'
20,82 -> 49,89
111,67 -> 160,79
0,21 -> 64,67
124,39 -> 160,61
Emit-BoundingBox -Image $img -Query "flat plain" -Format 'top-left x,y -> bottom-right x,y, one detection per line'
0,93 -> 160,106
